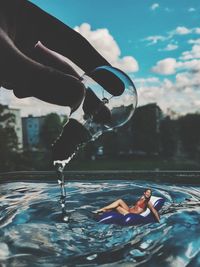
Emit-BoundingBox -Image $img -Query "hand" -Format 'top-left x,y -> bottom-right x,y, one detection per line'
0,0 -> 125,161
0,0 -> 114,111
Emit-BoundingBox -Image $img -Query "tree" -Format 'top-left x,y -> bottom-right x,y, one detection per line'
40,113 -> 63,149
131,104 -> 162,155
178,114 -> 200,159
160,116 -> 177,158
0,104 -> 18,171
101,131 -> 118,158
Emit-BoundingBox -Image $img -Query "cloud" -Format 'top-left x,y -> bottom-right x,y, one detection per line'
150,3 -> 159,11
152,53 -> 200,75
74,23 -> 139,73
175,71 -> 200,89
188,39 -> 200,45
143,35 -> 166,45
143,26 -> 200,46
194,28 -> 200,34
135,77 -> 160,85
165,7 -> 172,12
151,58 -> 177,75
173,26 -> 192,35
170,26 -> 200,36
180,44 -> 200,60
178,59 -> 200,72
159,43 -> 178,51
188,8 -> 196,12
147,45 -> 200,113
136,69 -> 200,115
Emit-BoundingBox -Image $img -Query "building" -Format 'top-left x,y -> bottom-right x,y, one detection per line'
22,115 -> 45,150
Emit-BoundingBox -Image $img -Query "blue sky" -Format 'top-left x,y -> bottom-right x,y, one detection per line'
29,0 -> 200,75
1,0 -> 200,116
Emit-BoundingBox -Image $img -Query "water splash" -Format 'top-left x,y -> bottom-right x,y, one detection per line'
53,152 -> 76,222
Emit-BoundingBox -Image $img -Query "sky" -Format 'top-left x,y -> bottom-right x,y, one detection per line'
1,0 -> 200,117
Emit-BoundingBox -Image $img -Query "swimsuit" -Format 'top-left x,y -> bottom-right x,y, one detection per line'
137,200 -> 147,209
129,197 -> 147,212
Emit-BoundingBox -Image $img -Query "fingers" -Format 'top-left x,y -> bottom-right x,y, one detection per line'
27,41 -> 116,118
89,67 -> 125,96
83,89 -> 112,124
34,44 -> 112,123
33,42 -> 84,111
0,29 -> 85,109
34,41 -> 80,79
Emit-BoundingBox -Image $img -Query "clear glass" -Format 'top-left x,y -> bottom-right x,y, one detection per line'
71,65 -> 137,141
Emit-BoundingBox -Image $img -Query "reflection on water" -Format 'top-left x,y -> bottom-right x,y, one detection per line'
0,180 -> 200,266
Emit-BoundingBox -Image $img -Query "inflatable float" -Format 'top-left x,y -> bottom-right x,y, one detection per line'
95,196 -> 164,226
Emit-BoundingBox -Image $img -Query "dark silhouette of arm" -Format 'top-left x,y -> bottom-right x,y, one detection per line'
0,0 -> 118,111
0,0 -> 124,160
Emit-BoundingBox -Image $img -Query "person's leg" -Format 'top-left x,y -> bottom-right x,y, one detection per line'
98,199 -> 129,212
116,206 -> 130,215
129,207 -> 142,214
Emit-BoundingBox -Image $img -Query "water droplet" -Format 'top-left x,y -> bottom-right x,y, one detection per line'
63,216 -> 69,222
87,254 -> 97,261
0,243 -> 9,259
129,249 -> 146,257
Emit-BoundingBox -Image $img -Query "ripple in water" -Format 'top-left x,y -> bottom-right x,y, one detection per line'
0,180 -> 200,266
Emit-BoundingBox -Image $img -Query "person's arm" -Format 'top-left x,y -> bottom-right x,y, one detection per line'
148,201 -> 160,223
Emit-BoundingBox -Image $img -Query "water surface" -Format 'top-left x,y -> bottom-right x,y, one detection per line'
0,179 -> 200,266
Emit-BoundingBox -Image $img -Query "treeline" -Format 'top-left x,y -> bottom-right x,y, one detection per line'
45,104 -> 200,163
1,103 -> 200,171
83,104 -> 200,161
0,104 -> 19,171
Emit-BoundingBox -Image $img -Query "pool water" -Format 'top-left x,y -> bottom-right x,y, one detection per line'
0,180 -> 200,266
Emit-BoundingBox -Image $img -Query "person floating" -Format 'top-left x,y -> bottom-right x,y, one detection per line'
96,188 -> 160,223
